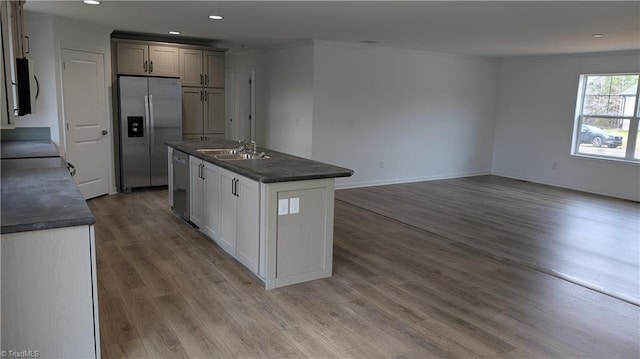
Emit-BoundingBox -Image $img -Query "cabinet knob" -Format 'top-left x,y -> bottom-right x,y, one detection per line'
101,129 -> 108,136
143,60 -> 148,72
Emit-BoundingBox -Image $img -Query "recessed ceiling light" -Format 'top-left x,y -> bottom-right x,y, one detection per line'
208,15 -> 223,20
592,33 -> 604,38
83,0 -> 100,4
169,31 -> 181,35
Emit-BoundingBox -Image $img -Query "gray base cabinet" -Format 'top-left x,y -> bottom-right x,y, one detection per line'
189,156 -> 259,273
219,167 -> 260,274
1,225 -> 100,358
189,157 -> 222,241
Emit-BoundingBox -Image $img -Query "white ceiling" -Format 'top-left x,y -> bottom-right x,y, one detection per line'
25,1 -> 640,57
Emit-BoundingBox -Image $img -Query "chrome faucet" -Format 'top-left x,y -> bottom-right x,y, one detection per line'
238,139 -> 257,154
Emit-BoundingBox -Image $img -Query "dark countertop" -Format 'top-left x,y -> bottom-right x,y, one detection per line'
1,140 -> 58,159
167,140 -> 353,183
1,163 -> 95,235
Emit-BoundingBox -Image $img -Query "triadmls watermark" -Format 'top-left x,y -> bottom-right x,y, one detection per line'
1,350 -> 40,358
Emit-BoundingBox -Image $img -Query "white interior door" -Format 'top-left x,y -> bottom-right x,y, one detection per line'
62,49 -> 111,199
225,67 -> 254,141
236,68 -> 255,141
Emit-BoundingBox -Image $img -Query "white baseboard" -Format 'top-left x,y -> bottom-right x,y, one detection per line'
491,171 -> 640,202
335,170 -> 491,190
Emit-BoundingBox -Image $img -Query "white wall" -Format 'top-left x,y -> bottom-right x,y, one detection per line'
22,12 -> 116,193
493,51 -> 640,201
263,44 -> 314,158
19,12 -> 58,145
52,16 -> 113,159
312,42 -> 499,188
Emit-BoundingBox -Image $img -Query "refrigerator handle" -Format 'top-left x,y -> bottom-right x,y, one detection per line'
144,95 -> 151,152
148,95 -> 155,153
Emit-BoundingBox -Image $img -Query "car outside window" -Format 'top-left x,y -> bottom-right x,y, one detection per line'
573,74 -> 640,162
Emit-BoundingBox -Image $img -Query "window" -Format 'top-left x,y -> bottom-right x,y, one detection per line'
573,73 -> 640,162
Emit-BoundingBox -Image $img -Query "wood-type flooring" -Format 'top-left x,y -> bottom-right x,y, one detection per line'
89,176 -> 639,358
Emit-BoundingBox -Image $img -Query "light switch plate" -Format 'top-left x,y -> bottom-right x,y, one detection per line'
278,198 -> 289,215
290,197 -> 300,214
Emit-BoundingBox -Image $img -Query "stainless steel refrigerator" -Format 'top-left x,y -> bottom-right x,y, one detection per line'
118,76 -> 182,191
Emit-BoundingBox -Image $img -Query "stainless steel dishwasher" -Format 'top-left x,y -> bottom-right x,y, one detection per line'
172,150 -> 190,221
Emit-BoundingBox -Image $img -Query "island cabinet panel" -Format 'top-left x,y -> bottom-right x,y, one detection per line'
189,157 -> 222,240
168,146 -> 173,205
218,169 -> 238,254
202,162 -> 222,240
189,156 -> 204,227
276,187 -> 328,278
262,178 -> 335,289
1,225 -> 99,358
235,173 -> 260,273
217,167 -> 260,273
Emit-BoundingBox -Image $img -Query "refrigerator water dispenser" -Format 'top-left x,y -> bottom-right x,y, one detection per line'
128,116 -> 144,137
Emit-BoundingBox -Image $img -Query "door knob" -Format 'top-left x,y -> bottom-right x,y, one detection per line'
101,130 -> 108,135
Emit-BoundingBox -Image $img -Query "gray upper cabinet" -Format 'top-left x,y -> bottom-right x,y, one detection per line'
179,49 -> 224,88
180,48 -> 225,140
179,49 -> 203,86
181,87 -> 224,140
116,42 -> 180,77
204,51 -> 225,88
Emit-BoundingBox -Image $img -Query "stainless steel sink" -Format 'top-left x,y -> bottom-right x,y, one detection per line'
197,148 -> 241,155
214,153 -> 270,160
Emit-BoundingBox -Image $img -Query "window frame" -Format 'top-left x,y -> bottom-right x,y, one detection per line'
572,73 -> 640,163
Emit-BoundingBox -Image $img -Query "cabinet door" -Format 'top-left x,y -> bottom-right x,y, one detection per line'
2,226 -> 98,358
218,169 -> 237,254
116,42 -> 148,75
179,49 -> 203,87
189,157 -> 204,227
182,87 -> 204,135
235,175 -> 260,274
168,147 -> 173,206
203,51 -> 224,88
203,88 -> 224,135
148,45 -> 180,77
202,162 -> 221,240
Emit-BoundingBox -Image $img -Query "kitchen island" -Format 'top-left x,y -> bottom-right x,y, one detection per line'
167,140 -> 353,289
